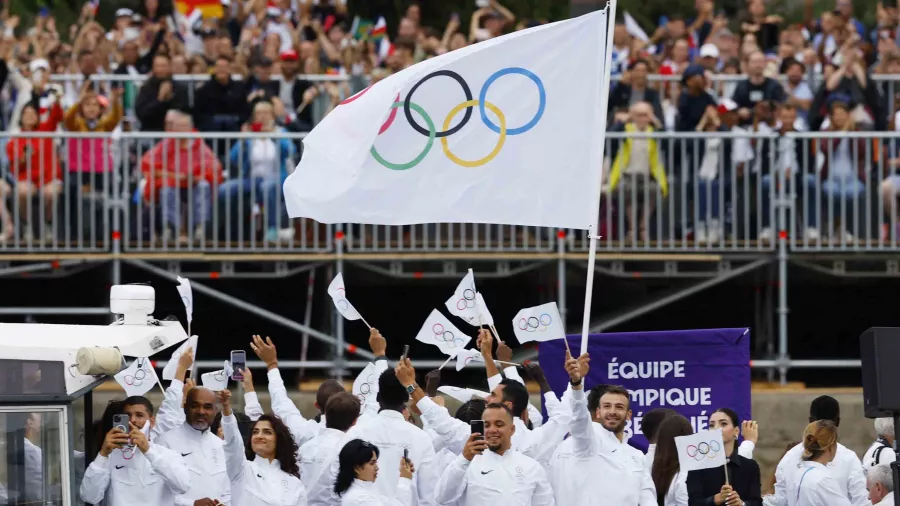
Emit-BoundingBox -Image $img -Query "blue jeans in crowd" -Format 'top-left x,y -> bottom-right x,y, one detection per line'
160,181 -> 211,233
697,179 -> 731,223
217,177 -> 283,230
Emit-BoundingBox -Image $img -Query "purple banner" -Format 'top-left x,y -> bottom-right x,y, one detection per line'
538,328 -> 751,449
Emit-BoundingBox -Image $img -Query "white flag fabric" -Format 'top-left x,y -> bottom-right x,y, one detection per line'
283,10 -> 610,229
674,429 -> 727,472
475,292 -> 494,326
161,335 -> 198,380
328,273 -> 364,321
438,386 -> 490,403
224,360 -> 234,379
201,369 -> 229,391
352,362 -> 379,406
114,359 -> 159,397
176,276 -> 193,324
455,348 -> 486,371
415,309 -> 472,356
624,12 -> 650,42
512,302 -> 566,344
445,269 -> 479,326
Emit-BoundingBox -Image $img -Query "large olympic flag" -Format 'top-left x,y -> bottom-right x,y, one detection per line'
283,10 -> 611,229
539,328 -> 751,447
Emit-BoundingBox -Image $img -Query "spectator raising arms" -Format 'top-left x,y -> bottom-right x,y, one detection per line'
64,85 -> 124,184
140,111 -> 223,242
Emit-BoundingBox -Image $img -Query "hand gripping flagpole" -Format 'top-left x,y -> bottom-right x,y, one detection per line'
580,0 -> 618,356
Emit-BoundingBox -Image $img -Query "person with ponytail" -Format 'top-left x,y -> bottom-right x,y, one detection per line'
783,420 -> 851,506
333,439 -> 414,506
218,389 -> 308,506
651,414 -> 693,506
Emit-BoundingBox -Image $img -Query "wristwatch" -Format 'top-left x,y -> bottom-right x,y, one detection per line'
405,384 -> 417,394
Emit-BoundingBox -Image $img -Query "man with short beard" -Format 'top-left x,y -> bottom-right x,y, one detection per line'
155,387 -> 231,506
549,352 -> 656,506
434,403 -> 554,506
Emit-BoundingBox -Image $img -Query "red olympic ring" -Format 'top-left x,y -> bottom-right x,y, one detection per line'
339,86 -> 400,135
686,445 -> 698,458
432,323 -> 444,335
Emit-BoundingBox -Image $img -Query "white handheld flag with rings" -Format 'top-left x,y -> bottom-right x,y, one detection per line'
445,269 -> 479,326
328,272 -> 363,321
512,302 -> 565,344
114,358 -> 160,397
415,309 -> 472,356
674,429 -> 727,472
283,11 -> 609,229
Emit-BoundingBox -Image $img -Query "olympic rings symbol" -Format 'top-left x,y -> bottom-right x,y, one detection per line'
362,67 -> 546,170
356,374 -> 377,403
518,313 -> 552,333
334,287 -> 351,311
456,288 -> 476,311
685,441 -> 721,462
124,362 -> 151,387
119,446 -> 135,460
432,323 -> 466,348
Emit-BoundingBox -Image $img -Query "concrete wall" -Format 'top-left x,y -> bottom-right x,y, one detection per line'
93,386 -> 877,488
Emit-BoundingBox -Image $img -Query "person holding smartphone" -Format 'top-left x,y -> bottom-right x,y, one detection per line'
434,403 -> 554,506
333,439 -> 413,506
80,396 -> 192,506
218,389 -> 308,506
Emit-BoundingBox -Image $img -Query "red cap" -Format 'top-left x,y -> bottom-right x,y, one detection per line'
280,49 -> 299,61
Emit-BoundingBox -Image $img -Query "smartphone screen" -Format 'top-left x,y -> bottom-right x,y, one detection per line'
403,448 -> 409,462
230,350 -> 246,381
470,420 -> 485,440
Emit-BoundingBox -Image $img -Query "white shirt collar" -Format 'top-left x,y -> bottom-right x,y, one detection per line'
378,410 -> 406,421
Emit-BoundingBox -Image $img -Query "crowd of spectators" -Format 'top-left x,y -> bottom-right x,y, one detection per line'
0,0 -> 899,245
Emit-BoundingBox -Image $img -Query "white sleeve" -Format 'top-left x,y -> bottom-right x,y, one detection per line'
417,396 -> 470,455
153,379 -> 186,438
412,439 -> 439,506
434,454 -> 470,506
503,366 -> 525,385
846,455 -> 871,506
816,477 -> 853,506
244,391 -> 264,421
569,388 -> 597,459
487,373 -> 503,392
738,440 -> 755,460
396,477 -> 415,506
527,404 -> 544,428
267,368 -> 319,446
78,455 -> 110,505
531,465 -> 557,506
519,392 -> 571,464
222,413 -> 250,484
638,466 -> 658,506
144,444 -> 191,495
772,459 -> 788,506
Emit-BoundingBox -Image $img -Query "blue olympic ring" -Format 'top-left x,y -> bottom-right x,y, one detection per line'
478,67 -> 546,136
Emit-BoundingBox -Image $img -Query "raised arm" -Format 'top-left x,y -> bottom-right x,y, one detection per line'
567,351 -> 597,458
251,335 -> 320,446
435,446 -> 476,505
241,368 -> 263,421
153,348 -> 194,438
218,390 -> 249,484
478,329 -> 501,385
131,422 -> 191,496
399,361 -> 469,454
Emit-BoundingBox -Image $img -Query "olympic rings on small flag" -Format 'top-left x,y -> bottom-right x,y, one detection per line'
334,287 -> 351,311
685,440 -> 720,461
362,67 -> 546,170
517,313 -> 553,332
456,288 -> 477,311
124,367 -> 148,386
432,323 -> 466,348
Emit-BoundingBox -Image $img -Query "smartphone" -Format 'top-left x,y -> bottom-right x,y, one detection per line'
184,369 -> 192,380
451,12 -> 460,23
400,345 -> 410,362
112,414 -> 129,433
403,448 -> 409,462
470,420 -> 485,440
230,350 -> 246,381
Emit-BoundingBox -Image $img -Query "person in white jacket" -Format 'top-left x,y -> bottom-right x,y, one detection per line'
650,414 -> 694,506
772,396 -> 868,506
866,464 -> 894,506
434,403 -> 555,506
218,389 -> 308,506
783,420 -> 851,506
80,396 -> 192,506
333,439 -> 414,506
155,386 -> 232,506
549,351 -> 656,506
250,335 -> 347,447
299,393 -> 361,498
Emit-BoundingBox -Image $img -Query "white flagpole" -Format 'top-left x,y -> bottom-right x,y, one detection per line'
438,355 -> 455,370
580,0 -> 618,356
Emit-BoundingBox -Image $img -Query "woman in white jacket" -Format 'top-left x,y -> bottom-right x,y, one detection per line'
219,390 -> 308,506
651,414 -> 693,506
333,439 -> 414,506
784,420 -> 851,506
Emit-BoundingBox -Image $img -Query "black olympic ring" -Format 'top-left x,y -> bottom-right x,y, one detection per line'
404,70 -> 474,138
456,288 -> 477,311
441,331 -> 455,342
214,371 -> 226,381
698,442 -> 710,455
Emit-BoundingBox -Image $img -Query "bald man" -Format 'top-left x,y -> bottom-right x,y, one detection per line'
155,387 -> 231,506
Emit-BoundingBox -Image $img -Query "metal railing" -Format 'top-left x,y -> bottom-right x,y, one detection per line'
1,130 -> 900,254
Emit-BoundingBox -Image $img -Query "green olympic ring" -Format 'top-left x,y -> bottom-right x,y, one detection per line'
370,102 -> 435,171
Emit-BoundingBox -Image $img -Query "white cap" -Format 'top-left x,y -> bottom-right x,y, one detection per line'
29,58 -> 50,73
717,98 -> 738,113
115,8 -> 134,18
700,43 -> 720,59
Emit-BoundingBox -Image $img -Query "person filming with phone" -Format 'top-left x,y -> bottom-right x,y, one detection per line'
434,402 -> 555,506
80,396 -> 191,505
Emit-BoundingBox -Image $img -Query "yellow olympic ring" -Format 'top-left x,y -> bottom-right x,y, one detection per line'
440,100 -> 506,168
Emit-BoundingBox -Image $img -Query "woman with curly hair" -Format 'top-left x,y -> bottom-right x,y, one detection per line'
220,389 -> 308,505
